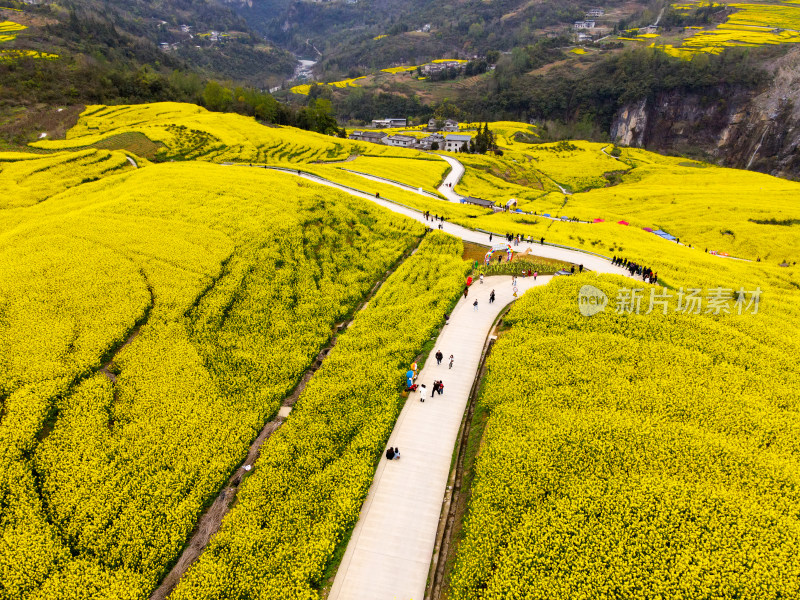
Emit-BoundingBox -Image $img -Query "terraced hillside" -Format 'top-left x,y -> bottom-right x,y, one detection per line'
1,103 -> 799,600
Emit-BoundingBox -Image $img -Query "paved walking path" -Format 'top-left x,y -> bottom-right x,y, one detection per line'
436,154 -> 465,202
259,165 -> 634,599
268,167 -> 630,278
341,168 -> 443,199
329,275 -> 546,600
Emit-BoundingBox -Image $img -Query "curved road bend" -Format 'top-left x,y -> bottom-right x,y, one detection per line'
260,166 -> 634,599
436,154 -> 466,202
271,166 -> 630,277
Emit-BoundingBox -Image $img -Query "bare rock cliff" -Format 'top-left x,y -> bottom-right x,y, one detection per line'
611,47 -> 800,179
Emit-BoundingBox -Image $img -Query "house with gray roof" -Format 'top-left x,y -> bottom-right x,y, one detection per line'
385,134 -> 416,147
348,130 -> 388,143
444,134 -> 472,152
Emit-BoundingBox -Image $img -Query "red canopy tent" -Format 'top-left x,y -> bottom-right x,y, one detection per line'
642,227 -> 654,232
593,218 -> 605,223
617,220 -> 629,225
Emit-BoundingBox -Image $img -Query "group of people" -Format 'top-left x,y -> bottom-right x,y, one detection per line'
423,211 -> 445,230
385,446 -> 401,460
612,256 -> 658,284
495,233 -> 546,246
424,211 -> 445,223
435,350 -> 454,369
419,357 -> 451,404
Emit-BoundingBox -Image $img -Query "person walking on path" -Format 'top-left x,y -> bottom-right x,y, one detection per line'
533,271 -> 538,281
489,289 -> 495,303
489,233 -> 493,242
479,273 -> 484,284
419,384 -> 427,403
435,350 -> 443,365
449,355 -> 454,369
579,264 -> 584,273
473,299 -> 479,311
393,447 -> 401,460
464,286 -> 469,298
386,447 -> 395,460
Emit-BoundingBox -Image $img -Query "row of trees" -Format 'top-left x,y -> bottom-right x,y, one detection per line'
203,81 -> 342,135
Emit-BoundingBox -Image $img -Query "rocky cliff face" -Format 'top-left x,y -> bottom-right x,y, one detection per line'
611,47 -> 800,179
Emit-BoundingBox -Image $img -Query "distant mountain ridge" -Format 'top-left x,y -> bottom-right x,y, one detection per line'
2,0 -> 296,85
230,0 -> 633,72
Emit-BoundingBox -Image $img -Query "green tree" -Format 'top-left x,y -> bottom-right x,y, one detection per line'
203,81 -> 232,111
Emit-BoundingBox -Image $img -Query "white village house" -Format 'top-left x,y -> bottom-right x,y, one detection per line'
385,134 -> 416,148
427,118 -> 460,132
371,118 -> 408,128
444,134 -> 472,152
442,119 -> 460,132
415,133 -> 445,150
348,131 -> 388,143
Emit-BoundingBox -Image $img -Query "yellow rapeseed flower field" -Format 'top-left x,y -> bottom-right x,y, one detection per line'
0,19 -> 24,42
3,106 -> 800,597
0,161 -> 425,597
0,149 -> 136,208
663,0 -> 800,57
447,272 -> 800,599
335,155 -> 450,195
171,232 -> 469,599
31,103 -> 426,163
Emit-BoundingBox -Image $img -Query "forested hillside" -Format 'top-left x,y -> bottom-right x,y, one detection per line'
0,0 -> 294,107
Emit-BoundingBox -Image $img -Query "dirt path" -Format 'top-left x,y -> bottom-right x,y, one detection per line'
150,236 -> 425,600
100,279 -> 154,387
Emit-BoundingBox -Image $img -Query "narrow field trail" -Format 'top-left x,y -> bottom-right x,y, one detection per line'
436,154 -> 466,202
341,168 -> 443,199
549,176 -> 572,196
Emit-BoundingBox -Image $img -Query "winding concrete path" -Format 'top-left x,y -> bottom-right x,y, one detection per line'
329,275 -> 547,600
266,166 -> 630,277
254,167 -> 633,600
341,168 -> 443,199
436,154 -> 466,202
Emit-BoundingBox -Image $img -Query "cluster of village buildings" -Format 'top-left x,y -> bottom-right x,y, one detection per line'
348,118 -> 473,152
419,60 -> 468,76
573,8 -> 605,42
158,24 -> 227,52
